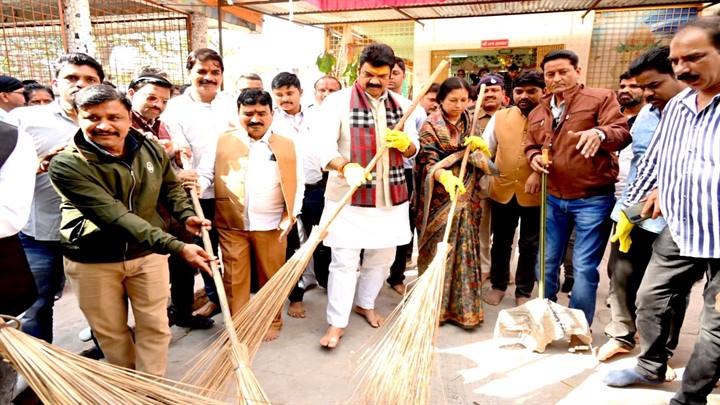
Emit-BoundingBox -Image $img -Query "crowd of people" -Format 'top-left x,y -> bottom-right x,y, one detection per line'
0,14 -> 719,405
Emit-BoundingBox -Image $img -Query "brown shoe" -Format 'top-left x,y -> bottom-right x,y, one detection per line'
515,296 -> 530,306
483,288 -> 505,306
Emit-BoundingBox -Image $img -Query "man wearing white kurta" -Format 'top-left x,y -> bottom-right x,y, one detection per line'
316,44 -> 419,348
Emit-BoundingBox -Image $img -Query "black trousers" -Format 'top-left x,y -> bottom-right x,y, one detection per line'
198,199 -> 220,304
289,183 -> 331,303
604,225 -> 660,348
489,196 -> 539,298
634,229 -> 718,404
387,168 -> 415,287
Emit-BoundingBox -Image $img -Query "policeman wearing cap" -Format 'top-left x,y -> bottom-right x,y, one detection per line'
0,75 -> 26,122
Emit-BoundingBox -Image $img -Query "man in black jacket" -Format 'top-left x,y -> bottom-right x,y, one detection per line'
49,85 -> 211,376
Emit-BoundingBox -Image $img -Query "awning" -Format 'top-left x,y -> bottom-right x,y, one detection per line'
229,0 -> 707,25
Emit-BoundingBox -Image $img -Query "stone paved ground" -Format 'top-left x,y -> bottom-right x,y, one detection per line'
46,250 -> 719,405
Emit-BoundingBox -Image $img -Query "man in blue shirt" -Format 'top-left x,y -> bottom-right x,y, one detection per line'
596,46 -> 687,362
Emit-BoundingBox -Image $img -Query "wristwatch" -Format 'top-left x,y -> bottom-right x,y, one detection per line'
593,128 -> 606,142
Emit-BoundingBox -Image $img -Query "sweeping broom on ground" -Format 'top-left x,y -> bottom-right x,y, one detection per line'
493,149 -> 592,353
352,84 -> 487,405
0,315 -> 229,405
181,60 -> 451,396
180,155 -> 271,403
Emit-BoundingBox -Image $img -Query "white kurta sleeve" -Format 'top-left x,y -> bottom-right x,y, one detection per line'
293,138 -> 305,217
315,92 -> 344,169
0,132 -> 37,237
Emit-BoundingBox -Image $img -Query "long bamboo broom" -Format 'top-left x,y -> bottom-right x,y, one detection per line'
180,155 -> 270,403
0,315 -> 229,405
181,60 -> 451,395
353,84 -> 487,405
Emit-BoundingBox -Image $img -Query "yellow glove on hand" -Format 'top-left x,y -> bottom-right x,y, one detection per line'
438,170 -> 466,202
384,129 -> 412,153
342,162 -> 372,188
463,135 -> 492,157
610,211 -> 635,253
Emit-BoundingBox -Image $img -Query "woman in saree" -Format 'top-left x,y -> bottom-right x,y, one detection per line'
415,77 -> 493,329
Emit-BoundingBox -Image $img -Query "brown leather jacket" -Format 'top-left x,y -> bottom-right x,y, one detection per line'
524,84 -> 630,199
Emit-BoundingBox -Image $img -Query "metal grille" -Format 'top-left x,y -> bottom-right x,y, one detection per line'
89,0 -> 190,87
586,5 -> 699,90
0,0 -> 65,82
325,22 -> 414,86
0,0 -> 189,86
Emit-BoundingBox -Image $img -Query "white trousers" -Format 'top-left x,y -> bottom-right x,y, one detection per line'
326,246 -> 395,328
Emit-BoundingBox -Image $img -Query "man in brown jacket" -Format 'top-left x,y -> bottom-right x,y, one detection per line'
525,50 -> 630,331
483,70 -> 545,307
201,88 -> 304,341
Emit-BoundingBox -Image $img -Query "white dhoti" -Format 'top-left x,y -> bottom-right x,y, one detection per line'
321,200 -> 411,327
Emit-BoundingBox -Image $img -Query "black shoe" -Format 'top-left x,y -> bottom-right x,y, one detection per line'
561,278 -> 574,293
79,346 -> 105,360
174,315 -> 215,330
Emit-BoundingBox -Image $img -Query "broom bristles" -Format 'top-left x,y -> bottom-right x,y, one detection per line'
0,318 -> 234,405
353,242 -> 450,405
181,227 -> 323,395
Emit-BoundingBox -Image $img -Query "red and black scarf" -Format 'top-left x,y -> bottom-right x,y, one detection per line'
349,81 -> 408,207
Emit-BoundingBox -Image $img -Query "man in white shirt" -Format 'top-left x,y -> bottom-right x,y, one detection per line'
0,120 -> 37,404
311,75 -> 342,108
387,57 -> 427,295
162,48 -> 237,317
206,88 -> 304,341
316,43 -> 418,348
10,53 -> 104,343
271,72 -> 330,318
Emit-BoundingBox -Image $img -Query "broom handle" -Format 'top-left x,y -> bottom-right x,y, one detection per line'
316,60 -> 451,235
440,84 -> 486,243
182,165 -> 250,392
539,149 -> 549,300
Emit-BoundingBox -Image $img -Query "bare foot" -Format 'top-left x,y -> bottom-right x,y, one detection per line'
354,306 -> 384,328
665,366 -> 677,382
192,301 -> 218,318
568,334 -> 591,353
264,325 -> 281,342
594,340 -> 631,361
483,288 -> 505,306
319,326 -> 344,349
287,302 -> 306,318
391,284 -> 406,296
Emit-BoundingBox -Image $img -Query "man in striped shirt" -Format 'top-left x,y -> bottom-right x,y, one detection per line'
604,17 -> 720,404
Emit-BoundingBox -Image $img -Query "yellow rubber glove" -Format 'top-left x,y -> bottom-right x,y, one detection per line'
438,170 -> 466,201
610,211 -> 635,253
463,135 -> 492,157
384,129 -> 412,152
342,162 -> 372,188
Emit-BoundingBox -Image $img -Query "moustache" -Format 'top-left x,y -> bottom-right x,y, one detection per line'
677,72 -> 700,82
366,83 -> 382,89
91,131 -> 119,137
248,122 -> 262,127
200,80 -> 217,86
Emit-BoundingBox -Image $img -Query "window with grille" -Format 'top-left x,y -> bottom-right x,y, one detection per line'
586,6 -> 699,90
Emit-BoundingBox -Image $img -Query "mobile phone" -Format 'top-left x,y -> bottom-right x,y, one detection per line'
622,201 -> 648,224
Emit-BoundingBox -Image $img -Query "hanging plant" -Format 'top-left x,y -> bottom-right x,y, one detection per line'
342,54 -> 359,86
316,52 -> 336,75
